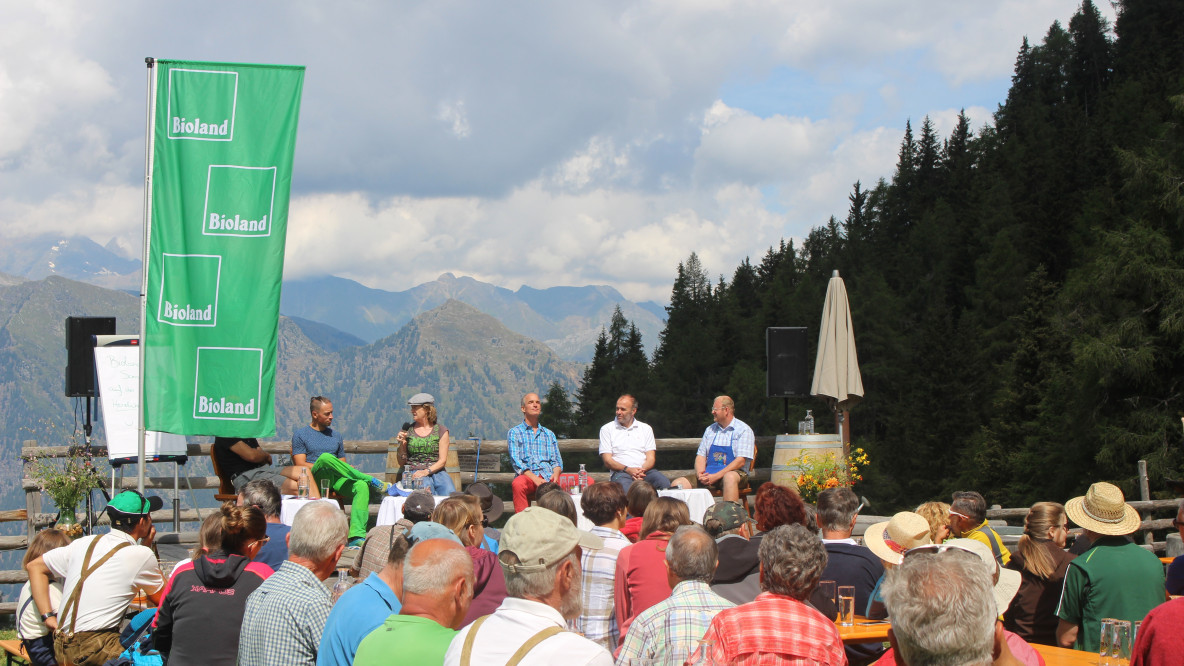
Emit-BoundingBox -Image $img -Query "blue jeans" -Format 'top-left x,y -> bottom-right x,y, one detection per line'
407,470 -> 455,495
611,467 -> 672,492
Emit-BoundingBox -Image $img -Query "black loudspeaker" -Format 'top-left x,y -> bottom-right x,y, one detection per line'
65,316 -> 116,397
767,327 -> 809,397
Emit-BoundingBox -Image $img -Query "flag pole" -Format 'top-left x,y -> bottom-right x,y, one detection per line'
137,57 -> 157,496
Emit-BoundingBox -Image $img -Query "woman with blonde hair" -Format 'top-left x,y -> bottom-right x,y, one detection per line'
614,497 -> 693,640
915,501 -> 952,544
1002,501 -> 1075,645
16,529 -> 72,666
155,503 -> 273,665
396,392 -> 455,494
431,495 -> 506,626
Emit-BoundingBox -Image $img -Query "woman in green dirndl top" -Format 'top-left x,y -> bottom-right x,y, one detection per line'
396,392 -> 455,495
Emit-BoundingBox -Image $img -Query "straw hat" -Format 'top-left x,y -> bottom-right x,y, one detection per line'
1065,482 -> 1141,536
943,538 -> 1022,616
865,511 -> 932,566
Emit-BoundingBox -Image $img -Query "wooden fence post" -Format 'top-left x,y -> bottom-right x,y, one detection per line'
1138,459 -> 1153,546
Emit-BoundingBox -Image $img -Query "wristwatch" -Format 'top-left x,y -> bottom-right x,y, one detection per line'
41,611 -> 56,622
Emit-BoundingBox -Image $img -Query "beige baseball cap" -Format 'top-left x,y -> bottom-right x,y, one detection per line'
499,506 -> 604,573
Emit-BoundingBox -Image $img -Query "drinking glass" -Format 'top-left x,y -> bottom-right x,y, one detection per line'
685,639 -> 716,665
319,478 -> 330,497
1098,618 -> 1116,666
818,580 -> 837,620
838,585 -> 856,627
1112,620 -> 1131,665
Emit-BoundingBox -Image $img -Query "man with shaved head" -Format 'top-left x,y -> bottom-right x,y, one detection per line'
353,539 -> 475,665
508,392 -> 563,512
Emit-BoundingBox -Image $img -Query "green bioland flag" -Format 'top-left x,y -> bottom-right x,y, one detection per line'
144,60 -> 304,437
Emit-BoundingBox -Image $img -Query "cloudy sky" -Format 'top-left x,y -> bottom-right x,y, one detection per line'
0,1 -> 1110,302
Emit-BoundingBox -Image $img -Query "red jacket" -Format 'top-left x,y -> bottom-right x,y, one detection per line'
613,531 -> 673,641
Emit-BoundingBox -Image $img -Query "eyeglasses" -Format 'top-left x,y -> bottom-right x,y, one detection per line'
248,537 -> 270,548
903,543 -> 978,559
710,407 -> 729,413
948,509 -> 973,521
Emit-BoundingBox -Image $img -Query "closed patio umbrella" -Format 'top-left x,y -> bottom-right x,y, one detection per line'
810,270 -> 864,448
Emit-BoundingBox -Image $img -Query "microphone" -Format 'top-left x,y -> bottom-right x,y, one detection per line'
400,422 -> 412,439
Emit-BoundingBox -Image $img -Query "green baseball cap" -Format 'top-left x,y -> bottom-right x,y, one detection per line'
106,491 -> 164,519
703,500 -> 748,532
499,507 -> 604,573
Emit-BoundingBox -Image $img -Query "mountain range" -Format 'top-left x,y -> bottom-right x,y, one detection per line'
0,234 -> 667,361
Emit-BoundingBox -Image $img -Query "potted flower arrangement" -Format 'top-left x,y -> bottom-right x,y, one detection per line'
792,447 -> 870,504
25,447 -> 106,538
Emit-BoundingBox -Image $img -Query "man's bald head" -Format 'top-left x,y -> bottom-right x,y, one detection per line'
402,539 -> 473,596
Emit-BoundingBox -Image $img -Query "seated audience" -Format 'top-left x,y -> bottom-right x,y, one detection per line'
864,511 -> 933,619
352,491 -> 433,580
574,482 -> 631,651
750,482 -> 810,548
617,525 -> 733,664
950,491 -> 1010,565
914,501 -> 952,544
238,501 -> 348,666
318,529 -> 409,666
621,481 -> 656,543
537,488 -> 579,526
695,524 -> 845,665
432,496 -> 508,626
703,499 -> 760,605
463,482 -> 504,552
1056,482 -> 1165,652
614,497 -> 692,640
878,542 -> 1024,666
14,529 -> 71,666
156,504 -> 273,665
238,478 -> 289,570
818,487 -> 886,665
1130,596 -> 1184,666
1002,502 -> 1075,646
444,506 -> 612,665
213,435 -> 314,497
354,539 -> 474,666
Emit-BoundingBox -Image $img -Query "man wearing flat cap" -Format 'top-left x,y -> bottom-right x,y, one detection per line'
27,490 -> 166,665
1056,481 -> 1165,652
444,507 -> 613,665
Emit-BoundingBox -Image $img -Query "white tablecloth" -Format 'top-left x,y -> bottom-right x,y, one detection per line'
279,496 -> 340,526
569,487 -> 716,531
376,494 -> 451,526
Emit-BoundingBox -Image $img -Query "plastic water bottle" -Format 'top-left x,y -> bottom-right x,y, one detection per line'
805,410 -> 815,435
298,468 -> 310,498
578,464 -> 588,492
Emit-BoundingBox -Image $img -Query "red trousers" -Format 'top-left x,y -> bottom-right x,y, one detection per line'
511,474 -> 540,513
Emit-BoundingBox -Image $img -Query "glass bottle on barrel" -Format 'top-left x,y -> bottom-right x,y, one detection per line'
578,464 -> 589,492
805,410 -> 814,435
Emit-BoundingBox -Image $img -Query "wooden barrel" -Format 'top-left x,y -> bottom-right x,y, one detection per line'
770,434 -> 844,488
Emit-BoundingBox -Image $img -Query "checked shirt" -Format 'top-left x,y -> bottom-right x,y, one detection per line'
695,592 -> 846,665
573,525 -> 631,651
508,421 -> 562,477
238,560 -> 331,666
616,579 -> 734,665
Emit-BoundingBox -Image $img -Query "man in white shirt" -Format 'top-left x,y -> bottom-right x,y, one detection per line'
27,490 -> 165,666
444,506 -> 613,666
599,394 -> 690,492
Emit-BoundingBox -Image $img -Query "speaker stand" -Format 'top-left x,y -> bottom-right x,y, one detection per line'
781,398 -> 790,434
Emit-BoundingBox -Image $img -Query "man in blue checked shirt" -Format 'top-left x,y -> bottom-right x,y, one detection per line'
508,392 -> 563,513
689,395 -> 755,502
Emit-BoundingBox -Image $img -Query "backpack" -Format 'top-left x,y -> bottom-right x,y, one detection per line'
102,608 -> 163,666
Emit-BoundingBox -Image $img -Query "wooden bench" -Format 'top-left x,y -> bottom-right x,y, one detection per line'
0,639 -> 29,666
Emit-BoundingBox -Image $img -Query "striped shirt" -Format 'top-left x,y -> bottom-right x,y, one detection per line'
695,418 -> 755,463
238,561 -> 331,666
616,580 -> 734,665
508,421 -> 562,477
574,525 -> 631,651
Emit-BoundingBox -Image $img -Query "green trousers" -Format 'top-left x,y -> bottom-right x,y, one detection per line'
310,453 -> 378,539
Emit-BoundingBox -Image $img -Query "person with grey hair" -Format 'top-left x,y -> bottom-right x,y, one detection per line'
445,507 -> 612,665
817,487 -> 884,665
354,539 -> 474,665
319,529 -> 412,666
237,478 -> 289,569
616,525 -> 734,664
879,545 -> 1024,666
695,524 -> 845,664
238,501 -> 348,666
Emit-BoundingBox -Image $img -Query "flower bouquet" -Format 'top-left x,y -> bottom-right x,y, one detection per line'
792,447 -> 869,504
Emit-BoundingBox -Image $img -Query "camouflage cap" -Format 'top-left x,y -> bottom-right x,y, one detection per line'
703,500 -> 748,532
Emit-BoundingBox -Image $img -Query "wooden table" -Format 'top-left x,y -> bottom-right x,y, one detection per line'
1032,643 -> 1099,665
836,617 -> 891,644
